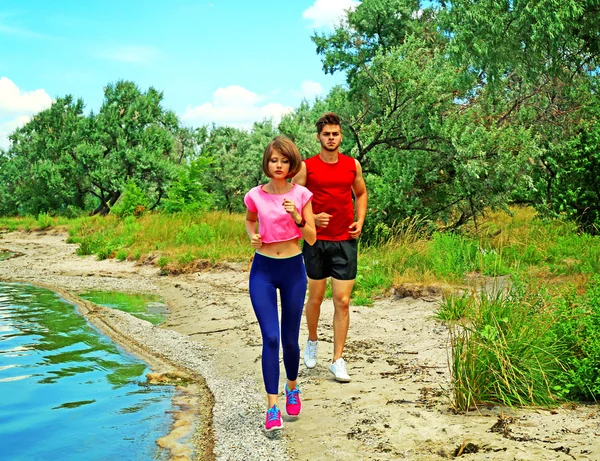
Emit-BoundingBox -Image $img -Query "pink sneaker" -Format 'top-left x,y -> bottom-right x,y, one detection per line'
285,385 -> 302,417
265,404 -> 283,431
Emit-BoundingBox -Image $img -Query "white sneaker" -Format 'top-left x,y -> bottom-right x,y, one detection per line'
329,358 -> 351,382
304,339 -> 318,369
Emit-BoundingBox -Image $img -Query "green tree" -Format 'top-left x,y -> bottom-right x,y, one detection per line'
0,148 -> 20,215
311,0 -> 600,235
161,156 -> 215,213
440,0 -> 600,84
312,0 -> 439,84
440,1 -> 600,231
198,121 -> 277,213
160,125 -> 215,213
172,125 -> 209,163
532,83 -> 600,232
84,80 -> 181,215
4,95 -> 89,215
278,99 -> 326,158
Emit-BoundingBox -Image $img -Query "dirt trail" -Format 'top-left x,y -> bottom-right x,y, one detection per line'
1,230 -> 599,460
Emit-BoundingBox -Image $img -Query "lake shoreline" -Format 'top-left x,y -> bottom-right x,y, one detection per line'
53,285 -> 214,461
1,229 -> 599,461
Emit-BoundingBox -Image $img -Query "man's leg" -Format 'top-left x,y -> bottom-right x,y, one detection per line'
330,278 -> 355,361
305,277 -> 327,341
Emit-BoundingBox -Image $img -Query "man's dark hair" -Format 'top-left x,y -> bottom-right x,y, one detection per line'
315,112 -> 341,134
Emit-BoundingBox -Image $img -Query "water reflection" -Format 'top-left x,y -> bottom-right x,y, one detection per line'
0,282 -> 173,461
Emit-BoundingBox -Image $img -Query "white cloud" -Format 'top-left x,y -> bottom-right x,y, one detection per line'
213,85 -> 262,107
260,103 -> 294,121
0,115 -> 30,149
181,85 -> 293,129
97,45 -> 159,64
0,77 -> 52,148
292,80 -> 324,100
302,0 -> 360,29
0,77 -> 53,115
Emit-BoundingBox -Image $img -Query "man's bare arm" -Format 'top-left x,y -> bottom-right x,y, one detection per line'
292,161 -> 330,227
291,161 -> 307,186
349,159 -> 368,238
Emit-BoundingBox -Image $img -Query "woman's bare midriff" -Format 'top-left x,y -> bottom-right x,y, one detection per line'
256,239 -> 302,258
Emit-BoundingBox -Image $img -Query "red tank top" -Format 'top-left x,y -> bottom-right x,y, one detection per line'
304,153 -> 356,241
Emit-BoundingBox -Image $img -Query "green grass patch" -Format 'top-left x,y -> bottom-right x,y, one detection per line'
65,211 -> 250,267
2,205 -> 600,304
440,275 -> 600,410
441,285 -> 570,410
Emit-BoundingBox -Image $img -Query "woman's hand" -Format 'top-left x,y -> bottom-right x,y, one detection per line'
250,233 -> 262,248
282,198 -> 301,223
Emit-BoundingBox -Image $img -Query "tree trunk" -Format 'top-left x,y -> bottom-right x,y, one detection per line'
90,191 -> 121,216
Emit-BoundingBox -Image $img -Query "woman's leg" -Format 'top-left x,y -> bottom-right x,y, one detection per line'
249,255 -> 281,399
279,256 -> 308,385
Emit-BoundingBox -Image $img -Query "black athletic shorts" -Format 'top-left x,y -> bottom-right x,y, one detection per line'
302,239 -> 358,281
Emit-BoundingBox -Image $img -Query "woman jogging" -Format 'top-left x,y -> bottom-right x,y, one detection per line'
244,136 -> 316,432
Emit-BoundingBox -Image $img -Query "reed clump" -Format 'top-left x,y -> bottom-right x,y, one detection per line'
439,276 -> 600,411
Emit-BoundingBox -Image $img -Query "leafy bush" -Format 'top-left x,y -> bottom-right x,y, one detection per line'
161,159 -> 215,213
552,276 -> 600,400
76,234 -> 105,256
97,246 -> 114,260
110,182 -> 149,218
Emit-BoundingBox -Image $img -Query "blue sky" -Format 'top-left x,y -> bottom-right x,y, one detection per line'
0,0 -> 359,148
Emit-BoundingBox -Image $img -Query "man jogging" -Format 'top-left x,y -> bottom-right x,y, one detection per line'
292,112 -> 368,382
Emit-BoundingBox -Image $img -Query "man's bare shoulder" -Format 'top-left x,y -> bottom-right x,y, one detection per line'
292,161 -> 307,185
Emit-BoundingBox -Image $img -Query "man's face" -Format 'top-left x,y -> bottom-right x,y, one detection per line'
317,124 -> 342,152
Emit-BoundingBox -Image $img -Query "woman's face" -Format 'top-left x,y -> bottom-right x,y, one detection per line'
268,148 -> 290,178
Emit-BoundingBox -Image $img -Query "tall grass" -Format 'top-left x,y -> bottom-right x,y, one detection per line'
355,207 -> 598,301
439,275 -> 600,410
0,214 -> 73,232
66,211 -> 250,266
440,286 -> 570,410
551,276 -> 600,400
1,205 -> 599,299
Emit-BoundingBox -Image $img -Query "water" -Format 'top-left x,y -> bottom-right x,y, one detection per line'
0,283 -> 175,461
78,291 -> 168,325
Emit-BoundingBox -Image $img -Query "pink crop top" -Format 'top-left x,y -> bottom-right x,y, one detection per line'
244,184 -> 313,243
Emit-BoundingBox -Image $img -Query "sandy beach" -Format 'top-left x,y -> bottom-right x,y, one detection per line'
1,229 -> 599,460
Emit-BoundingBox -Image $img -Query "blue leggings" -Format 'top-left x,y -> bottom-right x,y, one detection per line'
249,252 -> 307,395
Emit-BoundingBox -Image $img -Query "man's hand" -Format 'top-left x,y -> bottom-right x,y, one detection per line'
314,212 -> 332,228
348,221 -> 362,239
250,233 -> 263,248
